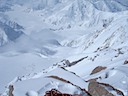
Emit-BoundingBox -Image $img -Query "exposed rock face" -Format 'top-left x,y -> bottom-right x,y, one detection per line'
91,66 -> 107,75
98,82 -> 124,96
88,81 -> 114,96
64,57 -> 87,67
88,80 -> 124,96
9,85 -> 14,96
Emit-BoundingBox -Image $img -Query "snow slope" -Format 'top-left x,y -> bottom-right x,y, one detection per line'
0,0 -> 128,96
91,0 -> 128,12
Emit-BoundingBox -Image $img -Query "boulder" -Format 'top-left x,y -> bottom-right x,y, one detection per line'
88,81 -> 114,96
91,66 -> 106,75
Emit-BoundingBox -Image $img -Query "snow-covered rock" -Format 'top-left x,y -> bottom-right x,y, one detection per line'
26,91 -> 38,96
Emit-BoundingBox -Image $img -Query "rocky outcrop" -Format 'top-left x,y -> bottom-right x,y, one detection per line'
63,57 -> 88,67
9,85 -> 14,96
98,82 -> 124,96
124,59 -> 128,64
44,80 -> 124,96
91,66 -> 107,75
88,80 -> 124,96
88,81 -> 114,96
47,75 -> 91,96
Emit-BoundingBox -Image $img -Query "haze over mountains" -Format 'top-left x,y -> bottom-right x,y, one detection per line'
0,0 -> 128,96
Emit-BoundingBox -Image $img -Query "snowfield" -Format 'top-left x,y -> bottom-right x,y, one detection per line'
0,0 -> 128,96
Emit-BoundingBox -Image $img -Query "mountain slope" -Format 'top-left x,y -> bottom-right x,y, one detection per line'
0,14 -> 24,46
91,0 -> 128,12
0,0 -> 128,96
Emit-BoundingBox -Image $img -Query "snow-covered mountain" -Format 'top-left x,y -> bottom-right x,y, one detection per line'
0,27 -> 8,46
91,0 -> 128,12
0,13 -> 24,46
0,0 -> 128,96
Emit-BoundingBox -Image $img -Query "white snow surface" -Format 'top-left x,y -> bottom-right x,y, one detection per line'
0,0 -> 128,96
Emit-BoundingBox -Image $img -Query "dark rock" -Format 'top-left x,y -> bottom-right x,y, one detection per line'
91,66 -> 107,75
44,89 -> 81,96
88,81 -> 114,96
124,59 -> 128,64
9,85 -> 14,96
